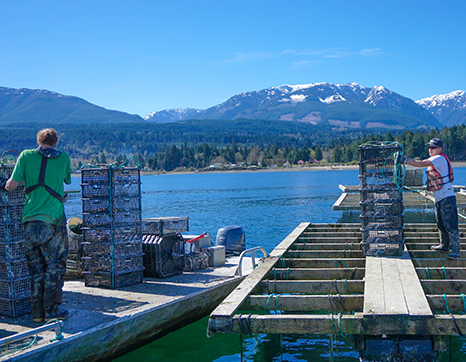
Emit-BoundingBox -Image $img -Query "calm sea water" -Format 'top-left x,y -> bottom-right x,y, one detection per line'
63,168 -> 466,361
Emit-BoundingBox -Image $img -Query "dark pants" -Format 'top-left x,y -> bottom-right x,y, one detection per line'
435,196 -> 459,247
24,221 -> 68,318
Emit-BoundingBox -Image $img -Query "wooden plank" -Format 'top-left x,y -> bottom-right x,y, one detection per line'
332,192 -> 348,210
242,295 -> 363,312
284,250 -> 364,258
210,314 -> 466,336
427,295 -> 466,313
413,259 -> 466,268
417,267 -> 466,280
363,257 -> 386,315
397,248 -> 432,316
422,280 -> 466,294
295,237 -> 361,243
256,280 -> 364,295
292,243 -> 362,251
381,257 -> 409,315
210,256 -> 279,319
283,258 -> 365,269
269,222 -> 309,257
266,268 -> 365,280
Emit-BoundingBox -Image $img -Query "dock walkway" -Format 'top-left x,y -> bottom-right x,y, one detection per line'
0,259 -> 246,362
209,223 -> 466,350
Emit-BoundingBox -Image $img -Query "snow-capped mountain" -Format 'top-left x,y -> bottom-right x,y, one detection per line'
144,108 -> 202,123
416,90 -> 466,127
145,82 -> 442,129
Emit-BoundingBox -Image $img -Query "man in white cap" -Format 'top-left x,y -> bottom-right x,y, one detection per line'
399,138 -> 460,259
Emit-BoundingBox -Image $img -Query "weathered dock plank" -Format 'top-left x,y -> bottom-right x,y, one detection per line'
256,280 -> 364,295
363,248 -> 431,316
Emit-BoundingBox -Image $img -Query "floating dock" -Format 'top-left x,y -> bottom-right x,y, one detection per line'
0,259 -> 247,362
208,222 -> 466,355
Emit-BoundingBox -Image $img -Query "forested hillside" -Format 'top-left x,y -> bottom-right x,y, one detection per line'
1,121 -> 465,172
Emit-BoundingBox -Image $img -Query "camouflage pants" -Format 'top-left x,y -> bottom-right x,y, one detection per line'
24,221 -> 68,318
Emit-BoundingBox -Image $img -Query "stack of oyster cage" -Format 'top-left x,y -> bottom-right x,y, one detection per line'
358,143 -> 404,256
0,164 -> 30,317
81,166 -> 144,289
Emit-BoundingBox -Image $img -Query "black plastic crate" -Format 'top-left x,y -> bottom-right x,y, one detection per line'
0,186 -> 25,205
0,205 -> 24,223
0,296 -> 31,317
83,226 -> 142,244
0,277 -> 30,299
360,188 -> 402,203
358,143 -> 402,163
81,168 -> 110,184
0,259 -> 29,280
142,233 -> 185,278
112,168 -> 140,183
83,254 -> 143,274
83,241 -> 142,259
361,240 -> 404,257
0,223 -> 25,243
83,268 -> 144,289
0,241 -> 26,261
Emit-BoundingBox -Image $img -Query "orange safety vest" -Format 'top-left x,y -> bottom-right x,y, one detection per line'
426,153 -> 454,191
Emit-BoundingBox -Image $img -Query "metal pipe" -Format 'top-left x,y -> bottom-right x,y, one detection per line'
0,321 -> 64,348
235,247 -> 268,276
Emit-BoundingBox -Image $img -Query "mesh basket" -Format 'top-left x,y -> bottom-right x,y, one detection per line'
0,205 -> 24,223
358,143 -> 401,163
361,227 -> 404,244
0,241 -> 26,261
112,182 -> 140,198
83,241 -> 143,259
82,213 -> 111,228
0,186 -> 26,205
83,255 -> 143,274
83,226 -> 142,244
360,215 -> 404,230
0,296 -> 31,317
0,260 -> 29,280
360,200 -> 403,215
114,211 -> 141,225
359,174 -> 398,189
0,277 -> 30,299
0,223 -> 25,243
361,240 -> 404,257
142,217 -> 189,235
81,184 -> 110,199
112,197 -> 141,212
112,168 -> 140,183
360,188 -> 402,203
81,168 -> 110,184
83,268 -> 143,289
82,198 -> 111,214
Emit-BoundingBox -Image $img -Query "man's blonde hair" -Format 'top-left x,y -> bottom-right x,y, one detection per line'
37,128 -> 58,146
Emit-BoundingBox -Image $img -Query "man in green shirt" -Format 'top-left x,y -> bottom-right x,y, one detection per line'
5,128 -> 71,322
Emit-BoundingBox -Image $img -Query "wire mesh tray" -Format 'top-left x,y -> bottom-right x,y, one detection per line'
0,241 -> 26,261
361,240 -> 404,257
112,168 -> 140,183
0,223 -> 25,243
358,143 -> 401,163
83,268 -> 143,289
360,215 -> 404,230
360,188 -> 402,203
0,296 -> 31,317
81,168 -> 110,184
83,241 -> 143,259
0,205 -> 24,223
83,226 -> 142,244
361,228 -> 404,244
83,254 -> 143,274
0,259 -> 29,280
0,277 -> 30,299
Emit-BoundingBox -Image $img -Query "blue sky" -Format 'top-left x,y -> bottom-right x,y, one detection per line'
1,0 -> 465,118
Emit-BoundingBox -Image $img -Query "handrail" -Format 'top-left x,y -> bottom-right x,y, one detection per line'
0,320 -> 64,348
234,246 -> 268,276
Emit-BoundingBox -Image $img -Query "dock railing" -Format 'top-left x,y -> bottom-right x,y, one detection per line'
234,246 -> 268,276
0,320 -> 64,351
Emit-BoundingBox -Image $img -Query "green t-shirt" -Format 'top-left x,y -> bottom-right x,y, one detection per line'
11,149 -> 71,224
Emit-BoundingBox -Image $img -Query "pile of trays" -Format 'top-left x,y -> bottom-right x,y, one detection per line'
142,217 -> 188,278
81,167 -> 144,289
358,143 -> 404,256
0,164 -> 30,317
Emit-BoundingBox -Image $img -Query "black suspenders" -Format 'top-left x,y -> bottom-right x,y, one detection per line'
25,156 -> 67,203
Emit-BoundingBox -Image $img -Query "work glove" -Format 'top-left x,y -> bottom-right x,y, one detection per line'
396,153 -> 407,164
0,178 -> 7,191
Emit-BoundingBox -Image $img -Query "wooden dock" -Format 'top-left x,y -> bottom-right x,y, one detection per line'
208,222 -> 466,352
0,259 -> 247,362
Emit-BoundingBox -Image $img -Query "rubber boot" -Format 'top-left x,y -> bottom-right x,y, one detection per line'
431,230 -> 450,251
447,230 -> 460,259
